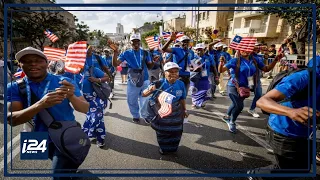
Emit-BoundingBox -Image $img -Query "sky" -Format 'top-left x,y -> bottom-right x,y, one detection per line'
55,0 -> 211,33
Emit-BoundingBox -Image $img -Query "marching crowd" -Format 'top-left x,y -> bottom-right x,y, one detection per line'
3,31 -> 320,179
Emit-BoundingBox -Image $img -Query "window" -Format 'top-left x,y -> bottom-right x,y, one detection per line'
199,13 -> 201,20
245,19 -> 251,27
207,11 -> 210,19
203,12 -> 205,20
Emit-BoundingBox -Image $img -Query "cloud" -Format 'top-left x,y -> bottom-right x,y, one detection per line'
121,12 -> 160,32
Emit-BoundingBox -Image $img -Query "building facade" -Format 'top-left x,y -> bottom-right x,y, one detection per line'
164,14 -> 186,32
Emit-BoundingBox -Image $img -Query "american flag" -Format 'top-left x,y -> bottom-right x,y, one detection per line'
64,41 -> 87,74
157,91 -> 175,118
43,47 -> 66,61
229,35 -> 257,52
44,29 -> 59,43
162,32 -> 184,41
145,35 -> 160,49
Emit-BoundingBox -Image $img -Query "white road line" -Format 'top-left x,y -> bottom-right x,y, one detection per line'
0,134 -> 20,157
212,111 -> 274,153
0,144 -> 20,171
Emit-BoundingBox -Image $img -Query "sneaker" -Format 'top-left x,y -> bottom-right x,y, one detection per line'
267,75 -> 273,79
212,94 -> 217,99
248,109 -> 260,118
109,92 -> 114,99
228,122 -> 237,133
97,141 -> 105,148
222,115 -> 230,123
132,118 -> 140,123
143,118 -> 150,124
220,92 -> 227,96
201,101 -> 207,108
191,105 -> 197,109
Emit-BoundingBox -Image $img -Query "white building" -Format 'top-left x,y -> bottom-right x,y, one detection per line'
116,23 -> 124,34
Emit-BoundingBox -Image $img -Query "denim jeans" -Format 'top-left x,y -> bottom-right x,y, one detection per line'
127,79 -> 149,119
250,85 -> 262,110
208,74 -> 217,96
226,85 -> 244,123
48,143 -> 80,180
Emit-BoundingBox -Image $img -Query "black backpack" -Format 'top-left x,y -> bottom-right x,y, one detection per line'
262,67 -> 319,115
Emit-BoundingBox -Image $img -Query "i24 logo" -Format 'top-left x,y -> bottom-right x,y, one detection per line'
22,139 -> 47,154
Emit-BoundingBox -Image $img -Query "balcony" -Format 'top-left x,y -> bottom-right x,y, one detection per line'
234,6 -> 263,18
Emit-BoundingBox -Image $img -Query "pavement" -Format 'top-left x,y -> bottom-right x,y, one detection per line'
0,75 -> 317,180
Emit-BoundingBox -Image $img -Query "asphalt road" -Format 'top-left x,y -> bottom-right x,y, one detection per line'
0,75 -> 318,180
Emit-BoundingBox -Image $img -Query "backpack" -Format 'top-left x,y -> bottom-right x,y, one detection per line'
262,67 -> 319,115
89,66 -> 112,104
17,79 -> 91,166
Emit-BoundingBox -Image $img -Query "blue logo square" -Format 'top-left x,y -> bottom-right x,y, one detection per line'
20,132 -> 49,160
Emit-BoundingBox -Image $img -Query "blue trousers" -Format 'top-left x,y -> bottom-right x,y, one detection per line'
250,85 -> 262,110
48,143 -> 80,180
127,80 -> 150,119
227,85 -> 245,123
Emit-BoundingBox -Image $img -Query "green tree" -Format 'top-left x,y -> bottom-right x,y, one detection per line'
74,19 -> 90,42
257,0 -> 320,56
141,29 -> 159,48
13,11 -> 69,50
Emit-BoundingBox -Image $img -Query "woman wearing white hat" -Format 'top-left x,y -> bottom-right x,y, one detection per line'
142,62 -> 188,155
190,43 -> 218,108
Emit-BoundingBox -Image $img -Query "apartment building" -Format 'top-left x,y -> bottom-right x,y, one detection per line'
185,0 -> 235,41
164,14 -> 186,32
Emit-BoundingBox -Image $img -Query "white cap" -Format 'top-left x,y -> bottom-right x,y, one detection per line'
180,35 -> 190,42
214,43 -> 224,48
130,34 -> 141,41
194,43 -> 206,50
255,42 -> 262,46
15,47 -> 47,62
173,42 -> 182,46
163,62 -> 181,71
223,44 -> 228,48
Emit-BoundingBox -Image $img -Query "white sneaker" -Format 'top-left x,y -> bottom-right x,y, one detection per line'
248,109 -> 260,118
109,92 -> 114,99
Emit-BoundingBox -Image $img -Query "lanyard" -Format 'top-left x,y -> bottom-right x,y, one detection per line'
25,78 -> 51,108
24,78 -> 51,126
243,59 -> 251,77
132,49 -> 143,69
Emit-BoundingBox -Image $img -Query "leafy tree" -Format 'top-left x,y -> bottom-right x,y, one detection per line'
74,16 -> 90,42
257,0 -> 320,56
13,11 -> 69,50
141,29 -> 158,48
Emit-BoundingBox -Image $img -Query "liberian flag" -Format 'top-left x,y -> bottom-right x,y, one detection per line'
14,70 -> 25,79
145,35 -> 160,49
229,35 -> 257,52
162,32 -> 184,41
44,29 -> 59,43
157,91 -> 175,118
43,47 -> 66,61
64,41 -> 87,74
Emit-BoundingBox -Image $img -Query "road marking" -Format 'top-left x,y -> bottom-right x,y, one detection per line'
0,144 -> 20,171
212,111 -> 274,153
0,134 -> 20,157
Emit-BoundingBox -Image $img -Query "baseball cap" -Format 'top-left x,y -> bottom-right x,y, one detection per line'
214,43 -> 224,48
222,44 -> 228,48
194,43 -> 206,50
130,34 -> 141,41
180,35 -> 190,42
15,47 -> 47,62
163,62 -> 181,71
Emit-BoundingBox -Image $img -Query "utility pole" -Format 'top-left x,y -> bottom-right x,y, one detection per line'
196,0 -> 200,44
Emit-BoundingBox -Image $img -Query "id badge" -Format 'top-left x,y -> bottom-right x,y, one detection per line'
201,70 -> 208,77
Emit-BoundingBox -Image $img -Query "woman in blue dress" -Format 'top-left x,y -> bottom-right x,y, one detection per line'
79,64 -> 110,148
142,62 -> 188,155
190,43 -> 217,109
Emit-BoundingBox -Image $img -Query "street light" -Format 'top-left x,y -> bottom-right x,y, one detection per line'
157,13 -> 164,32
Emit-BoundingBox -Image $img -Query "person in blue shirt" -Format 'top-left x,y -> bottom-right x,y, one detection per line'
218,50 -> 258,133
79,62 -> 110,148
142,62 -> 188,155
148,47 -> 162,82
111,34 -> 155,123
247,45 -> 282,118
222,45 -> 232,62
208,40 -> 228,97
163,42 -> 182,64
252,56 -> 320,178
102,49 -> 115,98
190,43 -> 218,109
7,47 -> 89,179
86,46 -> 112,82
162,33 -> 195,90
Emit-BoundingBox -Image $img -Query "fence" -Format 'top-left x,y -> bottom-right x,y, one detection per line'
267,54 -> 308,74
